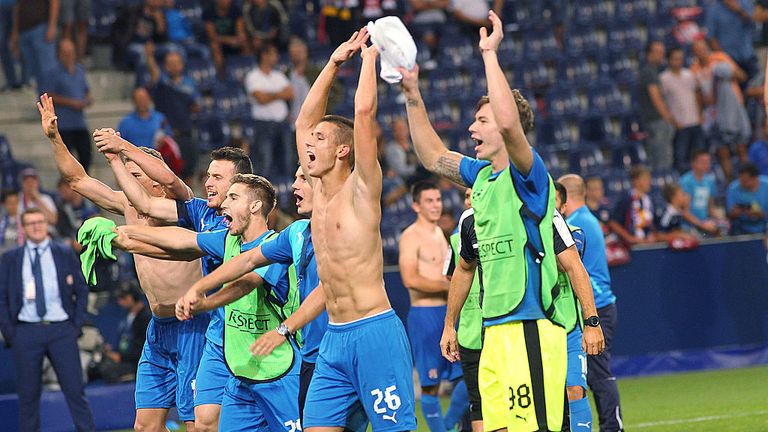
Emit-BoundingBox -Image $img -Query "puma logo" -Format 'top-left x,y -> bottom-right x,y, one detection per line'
577,422 -> 592,428
383,412 -> 398,423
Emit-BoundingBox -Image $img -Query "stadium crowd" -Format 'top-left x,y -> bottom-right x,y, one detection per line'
0,0 -> 767,431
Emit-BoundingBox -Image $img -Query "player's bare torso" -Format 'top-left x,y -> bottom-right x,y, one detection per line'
402,223 -> 448,307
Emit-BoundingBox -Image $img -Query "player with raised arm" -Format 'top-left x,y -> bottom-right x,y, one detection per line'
176,30 -> 418,431
399,181 -> 467,432
95,130 -> 253,432
112,174 -> 302,431
401,11 -> 604,431
37,93 -> 207,432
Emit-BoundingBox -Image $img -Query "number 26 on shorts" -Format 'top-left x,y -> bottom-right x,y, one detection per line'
371,385 -> 402,414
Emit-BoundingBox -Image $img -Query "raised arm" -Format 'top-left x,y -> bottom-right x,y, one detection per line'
440,256 -> 476,362
295,29 -> 369,181
353,45 -> 383,191
37,94 -> 127,215
94,129 -> 193,200
112,229 -> 200,260
556,246 -> 605,355
183,273 -> 265,318
177,246 -> 273,319
480,11 -> 534,174
400,66 -> 466,186
117,225 -> 203,257
399,230 -> 450,293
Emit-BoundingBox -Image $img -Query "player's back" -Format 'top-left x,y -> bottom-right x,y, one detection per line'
311,171 -> 390,323
125,206 -> 203,317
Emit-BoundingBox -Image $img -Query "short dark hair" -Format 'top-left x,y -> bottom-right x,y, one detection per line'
1,189 -> 18,202
667,46 -> 684,60
475,90 -> 535,134
211,147 -> 253,175
554,181 -> 567,205
320,115 -> 355,168
20,207 -> 45,224
662,183 -> 681,203
410,180 -> 439,203
585,175 -> 603,186
645,40 -> 663,55
739,162 -> 759,178
231,173 -> 276,218
689,149 -> 709,163
258,43 -> 278,62
629,165 -> 650,182
117,282 -> 143,302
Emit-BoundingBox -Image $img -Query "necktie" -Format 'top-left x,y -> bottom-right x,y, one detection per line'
33,247 -> 47,318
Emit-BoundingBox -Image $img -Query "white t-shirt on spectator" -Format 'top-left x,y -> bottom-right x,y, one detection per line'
659,68 -> 700,128
412,0 -> 447,24
451,0 -> 489,21
245,67 -> 290,122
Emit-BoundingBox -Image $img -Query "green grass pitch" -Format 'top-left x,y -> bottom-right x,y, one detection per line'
113,365 -> 768,431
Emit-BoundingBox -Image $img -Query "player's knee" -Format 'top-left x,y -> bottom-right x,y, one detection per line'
567,385 -> 586,401
133,418 -> 165,432
421,384 -> 439,396
194,408 -> 220,432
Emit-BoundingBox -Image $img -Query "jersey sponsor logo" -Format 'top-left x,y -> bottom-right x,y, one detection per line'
226,308 -> 272,334
477,234 -> 516,262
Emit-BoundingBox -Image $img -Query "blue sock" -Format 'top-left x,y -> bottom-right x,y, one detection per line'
421,394 -> 445,432
443,380 -> 469,431
569,397 -> 593,432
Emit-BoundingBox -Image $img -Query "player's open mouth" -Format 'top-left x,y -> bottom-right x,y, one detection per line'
307,151 -> 316,162
222,211 -> 233,228
294,192 -> 304,207
472,138 -> 484,152
207,191 -> 217,200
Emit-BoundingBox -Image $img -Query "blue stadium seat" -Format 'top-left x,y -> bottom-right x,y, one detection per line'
569,143 -> 606,175
557,56 -> 596,87
182,42 -> 211,61
523,32 -> 561,62
536,118 -> 578,149
496,36 -> 523,67
377,103 -> 403,133
88,0 -> 119,39
224,55 -> 256,84
604,168 -> 631,197
196,117 -> 232,151
429,71 -> 468,99
588,80 -> 629,116
519,62 -> 553,89
607,25 -> 646,54
440,35 -> 476,68
616,0 -> 653,22
579,116 -> 622,145
611,141 -> 648,169
448,130 -> 475,156
186,57 -> 217,91
606,52 -> 640,86
538,148 -> 563,178
211,81 -> 250,120
175,0 -> 203,25
545,86 -> 584,119
564,27 -> 605,57
652,169 -> 680,191
573,0 -> 614,27
425,100 -> 460,131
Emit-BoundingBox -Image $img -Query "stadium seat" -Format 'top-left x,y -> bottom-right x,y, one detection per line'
196,117 -> 232,151
603,168 -> 630,197
429,71 -> 468,100
606,52 -> 640,86
564,27 -> 605,57
545,86 -> 585,119
211,81 -> 250,120
496,36 -> 523,67
185,57 -> 217,91
377,103 -> 403,133
588,80 -> 629,116
519,62 -> 554,89
425,100 -> 460,131
557,56 -> 596,87
573,0 -> 614,27
607,25 -> 647,54
579,116 -> 623,146
88,0 -> 119,40
522,31 -> 561,62
175,0 -> 203,26
568,143 -> 606,175
536,118 -> 578,149
611,141 -> 648,169
224,55 -> 257,84
440,35 -> 476,68
616,0 -> 653,22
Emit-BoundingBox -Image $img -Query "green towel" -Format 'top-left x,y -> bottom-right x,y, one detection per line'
77,217 -> 118,285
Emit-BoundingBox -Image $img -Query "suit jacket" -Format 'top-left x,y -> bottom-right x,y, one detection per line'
119,306 -> 150,367
0,240 -> 89,346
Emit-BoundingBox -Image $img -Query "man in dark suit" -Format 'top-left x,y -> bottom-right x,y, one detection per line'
0,207 -> 95,432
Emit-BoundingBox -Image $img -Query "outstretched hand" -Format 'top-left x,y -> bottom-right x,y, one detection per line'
398,65 -> 420,96
250,329 -> 288,357
360,43 -> 378,61
479,10 -> 504,53
93,128 -> 125,155
37,93 -> 58,139
175,288 -> 204,321
330,27 -> 370,66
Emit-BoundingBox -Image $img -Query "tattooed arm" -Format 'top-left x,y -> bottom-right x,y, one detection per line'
400,66 -> 467,186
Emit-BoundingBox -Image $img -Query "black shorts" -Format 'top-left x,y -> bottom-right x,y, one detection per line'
459,345 -> 482,421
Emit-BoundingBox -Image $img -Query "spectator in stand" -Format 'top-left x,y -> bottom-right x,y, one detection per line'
244,43 -> 293,176
680,150 -> 719,224
163,0 -> 194,45
0,189 -> 20,253
385,117 -> 430,185
660,47 -> 705,172
18,168 -> 58,230
55,178 -> 98,247
609,166 -> 656,245
0,0 -> 22,91
659,183 -> 719,236
451,0 -> 502,35
243,0 -> 287,52
121,0 -> 167,69
705,0 -> 757,80
287,37 -> 341,119
9,0 -> 59,93
585,175 -> 612,227
320,0 -> 360,46
691,38 -> 748,182
749,121 -> 768,175
117,87 -> 171,149
638,41 -> 675,170
361,0 -> 401,21
145,41 -> 201,182
204,0 -> 248,73
409,0 -> 448,63
99,284 -> 150,383
58,0 -> 90,60
45,40 -> 93,172
726,162 -> 768,234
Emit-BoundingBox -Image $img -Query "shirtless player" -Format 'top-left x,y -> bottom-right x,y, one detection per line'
176,30 -> 418,431
38,94 -> 207,431
399,181 -> 467,432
